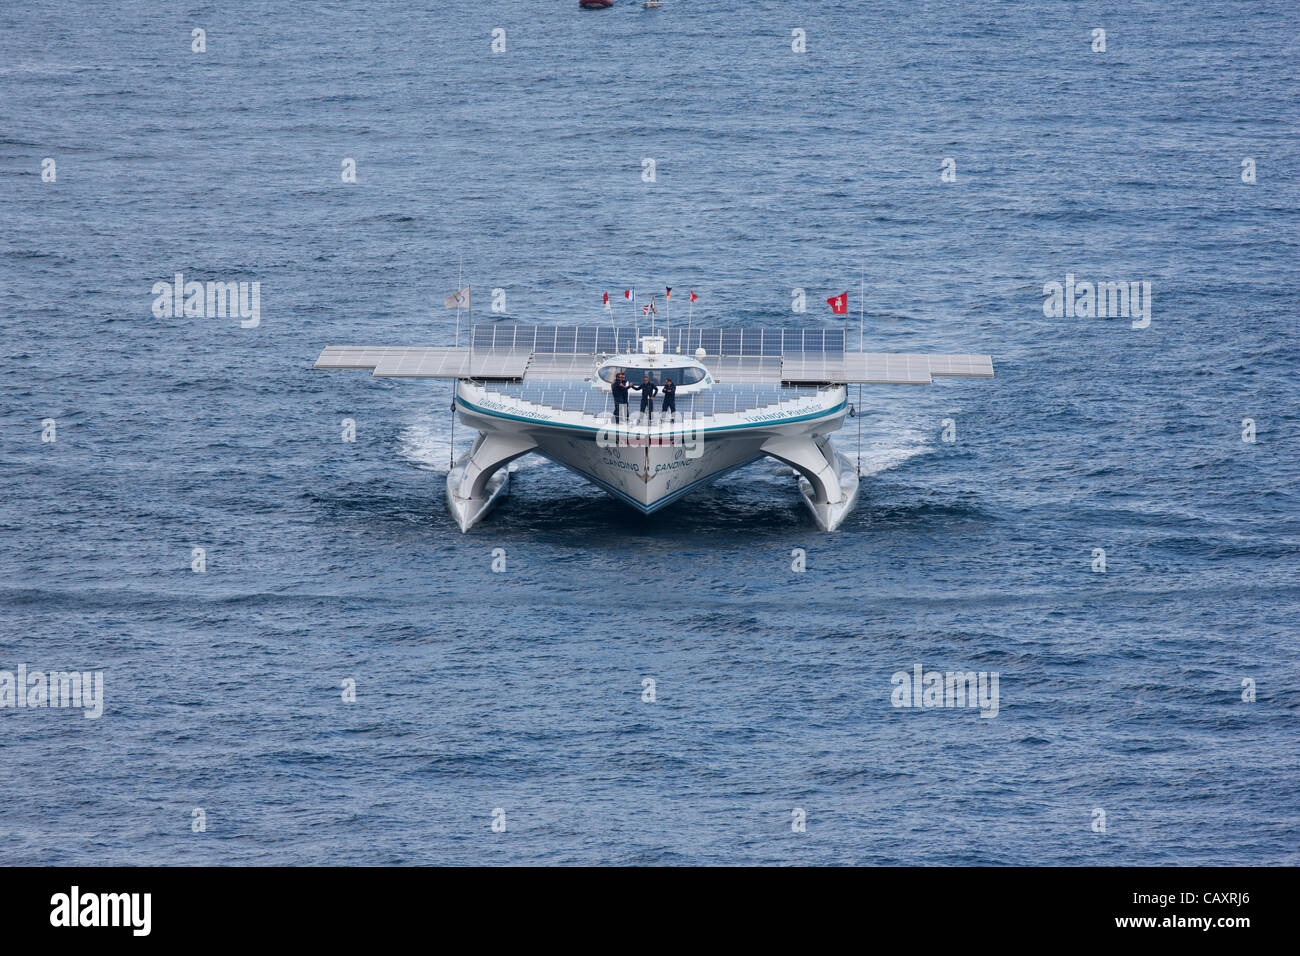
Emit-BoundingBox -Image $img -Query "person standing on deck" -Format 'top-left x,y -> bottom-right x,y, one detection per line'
611,371 -> 630,425
630,374 -> 658,424
661,377 -> 676,421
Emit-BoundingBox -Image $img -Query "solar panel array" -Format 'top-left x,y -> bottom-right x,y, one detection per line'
317,336 -> 992,386
921,354 -> 995,378
471,324 -> 845,357
313,346 -> 531,379
484,382 -> 822,419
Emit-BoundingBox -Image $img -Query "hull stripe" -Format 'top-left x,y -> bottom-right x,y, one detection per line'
455,392 -> 847,437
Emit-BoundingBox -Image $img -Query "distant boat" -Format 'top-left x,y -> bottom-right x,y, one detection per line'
579,0 -> 613,8
644,1 -> 663,8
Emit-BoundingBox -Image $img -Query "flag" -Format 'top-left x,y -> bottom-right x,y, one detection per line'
689,291 -> 698,303
827,292 -> 848,315
665,287 -> 671,299
603,291 -> 611,313
444,286 -> 471,310
643,301 -> 658,316
624,288 -> 635,302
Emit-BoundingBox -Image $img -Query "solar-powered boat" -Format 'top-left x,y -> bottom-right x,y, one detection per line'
314,324 -> 993,532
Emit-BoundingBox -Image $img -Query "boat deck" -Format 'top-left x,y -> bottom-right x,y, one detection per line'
479,381 -> 827,419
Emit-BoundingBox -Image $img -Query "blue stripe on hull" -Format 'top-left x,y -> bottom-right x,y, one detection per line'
454,392 -> 846,437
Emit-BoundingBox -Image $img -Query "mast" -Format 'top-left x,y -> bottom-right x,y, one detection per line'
857,261 -> 864,476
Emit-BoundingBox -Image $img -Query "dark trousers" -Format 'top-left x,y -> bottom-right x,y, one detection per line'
662,396 -> 676,417
640,396 -> 654,419
613,399 -> 627,423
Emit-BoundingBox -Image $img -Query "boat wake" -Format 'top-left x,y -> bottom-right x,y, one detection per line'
859,417 -> 934,477
397,420 -> 545,474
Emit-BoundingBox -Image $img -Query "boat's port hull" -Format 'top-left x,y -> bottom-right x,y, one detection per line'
446,457 -> 511,532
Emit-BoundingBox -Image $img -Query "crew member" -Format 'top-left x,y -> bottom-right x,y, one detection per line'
661,377 -> 676,420
630,374 -> 658,423
611,371 -> 630,424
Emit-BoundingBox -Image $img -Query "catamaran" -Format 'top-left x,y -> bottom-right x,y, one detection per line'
314,321 -> 993,531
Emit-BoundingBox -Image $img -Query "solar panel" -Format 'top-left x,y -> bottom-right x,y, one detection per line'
466,349 -> 531,378
471,324 -> 540,352
371,348 -> 474,378
704,355 -> 784,383
780,353 -> 845,383
471,325 -> 848,358
315,346 -> 472,376
924,354 -> 995,378
524,353 -> 603,380
838,353 -> 934,385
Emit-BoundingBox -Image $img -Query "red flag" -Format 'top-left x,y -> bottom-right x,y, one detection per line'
689,291 -> 698,303
643,303 -> 650,315
624,288 -> 635,300
603,291 -> 609,306
827,292 -> 848,315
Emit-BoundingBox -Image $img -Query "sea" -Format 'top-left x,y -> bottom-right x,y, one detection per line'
1,0 -> 1297,865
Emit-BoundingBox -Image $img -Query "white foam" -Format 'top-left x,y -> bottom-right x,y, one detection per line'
397,420 -> 543,474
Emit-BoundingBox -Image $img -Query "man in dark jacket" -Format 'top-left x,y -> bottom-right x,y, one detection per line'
661,377 -> 676,421
611,371 -> 630,424
630,374 -> 658,423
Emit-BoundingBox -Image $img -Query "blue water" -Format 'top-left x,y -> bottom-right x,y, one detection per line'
2,0 -> 1297,865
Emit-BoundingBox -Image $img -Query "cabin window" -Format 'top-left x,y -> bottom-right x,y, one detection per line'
598,366 -> 706,386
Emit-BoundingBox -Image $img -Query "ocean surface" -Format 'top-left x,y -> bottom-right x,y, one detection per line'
2,0 -> 1297,865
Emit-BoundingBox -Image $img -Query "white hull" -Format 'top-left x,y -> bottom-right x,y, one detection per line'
446,442 -> 513,533
448,382 -> 860,531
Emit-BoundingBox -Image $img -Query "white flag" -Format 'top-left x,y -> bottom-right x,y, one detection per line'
444,286 -> 470,310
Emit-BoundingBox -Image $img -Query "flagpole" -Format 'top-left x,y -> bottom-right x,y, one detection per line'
455,255 -> 462,348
